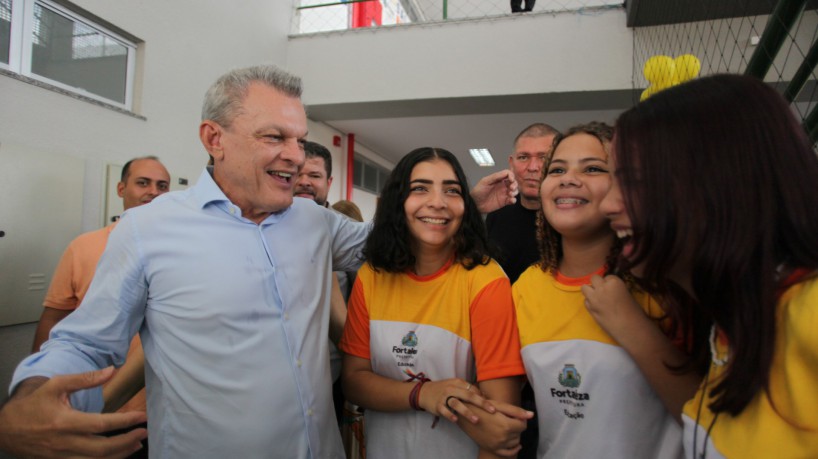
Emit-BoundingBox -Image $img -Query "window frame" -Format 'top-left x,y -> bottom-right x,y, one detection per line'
353,155 -> 390,195
2,0 -> 137,110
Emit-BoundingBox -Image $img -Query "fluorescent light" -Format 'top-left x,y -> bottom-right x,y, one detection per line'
469,148 -> 495,167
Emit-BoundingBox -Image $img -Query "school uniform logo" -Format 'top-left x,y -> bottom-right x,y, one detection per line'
393,330 -> 418,368
558,364 -> 581,388
402,331 -> 418,347
552,363 -> 589,418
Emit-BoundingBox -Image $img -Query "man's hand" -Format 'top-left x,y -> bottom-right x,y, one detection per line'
471,169 -> 518,214
0,367 -> 147,459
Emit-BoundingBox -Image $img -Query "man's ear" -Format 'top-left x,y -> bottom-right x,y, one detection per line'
117,181 -> 125,198
508,155 -> 515,169
327,176 -> 333,188
200,120 -> 225,161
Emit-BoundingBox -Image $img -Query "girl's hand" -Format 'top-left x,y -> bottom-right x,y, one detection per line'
581,275 -> 702,420
461,399 -> 530,457
581,274 -> 650,344
419,378 -> 494,424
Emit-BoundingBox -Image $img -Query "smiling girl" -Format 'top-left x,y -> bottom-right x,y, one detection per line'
513,122 -> 686,458
593,74 -> 818,458
340,147 -> 530,459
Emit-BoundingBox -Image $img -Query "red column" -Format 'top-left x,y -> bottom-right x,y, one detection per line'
351,1 -> 382,28
346,133 -> 355,201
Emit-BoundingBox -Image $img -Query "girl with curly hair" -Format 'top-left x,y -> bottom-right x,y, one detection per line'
514,122 -> 690,458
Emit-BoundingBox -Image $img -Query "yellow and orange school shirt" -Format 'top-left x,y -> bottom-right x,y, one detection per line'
513,265 -> 683,459
340,258 -> 525,459
682,276 -> 818,458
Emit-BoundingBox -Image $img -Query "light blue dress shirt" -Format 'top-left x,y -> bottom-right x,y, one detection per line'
12,169 -> 369,458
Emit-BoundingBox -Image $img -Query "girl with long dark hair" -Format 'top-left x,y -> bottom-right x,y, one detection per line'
590,74 -> 818,458
340,147 -> 530,458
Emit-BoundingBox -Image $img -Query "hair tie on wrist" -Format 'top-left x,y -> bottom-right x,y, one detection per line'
409,381 -> 425,411
405,371 -> 439,428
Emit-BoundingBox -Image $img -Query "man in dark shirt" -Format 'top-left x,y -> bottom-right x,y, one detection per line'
486,123 -> 559,284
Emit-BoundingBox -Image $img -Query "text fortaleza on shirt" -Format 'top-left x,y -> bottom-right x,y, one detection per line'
393,331 -> 419,368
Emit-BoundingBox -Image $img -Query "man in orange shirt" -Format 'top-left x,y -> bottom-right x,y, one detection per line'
29,156 -> 169,457
32,156 -> 171,352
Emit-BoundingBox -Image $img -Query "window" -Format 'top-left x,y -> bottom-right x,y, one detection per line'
353,155 -> 390,195
1,0 -> 138,109
1,0 -> 11,64
363,162 -> 378,191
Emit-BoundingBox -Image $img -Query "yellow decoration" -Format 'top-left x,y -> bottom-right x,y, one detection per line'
643,55 -> 675,85
641,54 -> 701,100
640,85 -> 659,101
639,81 -> 671,101
675,54 -> 702,82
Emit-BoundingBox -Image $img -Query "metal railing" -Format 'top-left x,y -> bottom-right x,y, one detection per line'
292,0 -> 622,35
632,4 -> 817,142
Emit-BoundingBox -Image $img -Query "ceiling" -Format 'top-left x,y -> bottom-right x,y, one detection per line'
309,89 -> 639,188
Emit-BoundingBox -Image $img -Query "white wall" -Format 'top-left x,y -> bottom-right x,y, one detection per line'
287,7 -> 633,106
289,7 -> 818,107
348,187 -> 379,222
305,118 -> 393,221
0,144 -> 85,325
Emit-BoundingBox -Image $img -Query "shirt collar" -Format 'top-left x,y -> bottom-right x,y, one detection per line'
192,167 -> 230,209
192,167 -> 293,224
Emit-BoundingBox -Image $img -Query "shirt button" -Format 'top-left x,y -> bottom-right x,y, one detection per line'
229,207 -> 235,214
296,359 -> 302,367
284,313 -> 289,320
307,409 -> 313,416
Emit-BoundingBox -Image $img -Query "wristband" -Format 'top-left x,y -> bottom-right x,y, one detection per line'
409,380 -> 425,411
